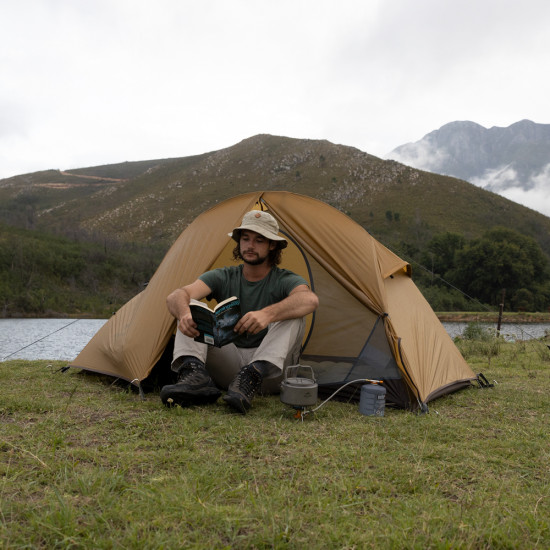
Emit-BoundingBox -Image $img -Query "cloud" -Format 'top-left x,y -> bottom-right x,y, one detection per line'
387,148 -> 550,219
472,164 -> 550,217
386,141 -> 451,174
500,185 -> 550,218
470,165 -> 519,192
0,100 -> 29,139
500,164 -> 550,217
1,0 -> 550,181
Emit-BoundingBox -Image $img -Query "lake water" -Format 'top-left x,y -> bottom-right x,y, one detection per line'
442,321 -> 549,341
0,319 -> 107,361
0,318 -> 549,362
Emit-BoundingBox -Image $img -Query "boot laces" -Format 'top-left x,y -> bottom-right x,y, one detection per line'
236,364 -> 262,398
178,362 -> 207,384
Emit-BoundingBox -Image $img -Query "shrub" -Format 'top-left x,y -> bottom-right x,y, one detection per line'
455,322 -> 501,361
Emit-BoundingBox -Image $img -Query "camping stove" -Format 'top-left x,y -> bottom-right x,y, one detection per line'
280,365 -> 318,420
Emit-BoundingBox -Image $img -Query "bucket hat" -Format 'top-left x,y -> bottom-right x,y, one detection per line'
229,210 -> 288,248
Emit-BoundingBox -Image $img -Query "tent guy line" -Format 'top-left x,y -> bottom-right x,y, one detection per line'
1,318 -> 82,362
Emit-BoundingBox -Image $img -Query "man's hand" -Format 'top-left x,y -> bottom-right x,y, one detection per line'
234,286 -> 319,335
177,312 -> 200,338
167,279 -> 212,338
234,310 -> 272,335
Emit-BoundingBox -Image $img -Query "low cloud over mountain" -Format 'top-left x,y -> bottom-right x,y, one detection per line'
387,120 -> 550,217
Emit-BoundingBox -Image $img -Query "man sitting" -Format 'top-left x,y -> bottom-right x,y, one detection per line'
160,210 -> 319,414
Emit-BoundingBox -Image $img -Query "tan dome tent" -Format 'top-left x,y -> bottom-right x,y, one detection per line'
69,191 -> 478,410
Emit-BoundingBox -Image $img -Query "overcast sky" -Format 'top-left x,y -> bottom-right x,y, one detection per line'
2,0 -> 550,211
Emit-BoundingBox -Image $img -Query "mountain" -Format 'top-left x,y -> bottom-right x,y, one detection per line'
387,120 -> 550,215
2,134 -> 550,258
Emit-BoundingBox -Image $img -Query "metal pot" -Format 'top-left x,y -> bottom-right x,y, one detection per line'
280,365 -> 318,407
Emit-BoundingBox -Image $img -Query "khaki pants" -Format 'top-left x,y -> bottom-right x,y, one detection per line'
172,318 -> 305,394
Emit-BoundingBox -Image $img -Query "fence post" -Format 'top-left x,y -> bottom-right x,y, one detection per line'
496,289 -> 506,336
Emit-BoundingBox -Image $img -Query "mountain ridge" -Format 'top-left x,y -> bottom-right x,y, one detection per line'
388,120 -> 550,205
2,133 -> 550,257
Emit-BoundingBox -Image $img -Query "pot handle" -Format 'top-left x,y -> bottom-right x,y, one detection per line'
284,364 -> 316,382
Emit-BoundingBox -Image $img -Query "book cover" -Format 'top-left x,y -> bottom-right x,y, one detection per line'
189,296 -> 241,347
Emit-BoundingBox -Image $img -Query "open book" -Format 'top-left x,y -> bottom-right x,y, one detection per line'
189,296 -> 241,347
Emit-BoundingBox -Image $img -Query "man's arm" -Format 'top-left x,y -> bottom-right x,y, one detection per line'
234,285 -> 319,336
166,279 -> 212,338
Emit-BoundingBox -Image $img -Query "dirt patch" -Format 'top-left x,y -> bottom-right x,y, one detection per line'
60,171 -> 126,183
34,182 -> 84,189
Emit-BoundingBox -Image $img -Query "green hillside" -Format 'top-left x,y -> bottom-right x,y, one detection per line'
2,134 -> 550,253
2,134 -> 550,315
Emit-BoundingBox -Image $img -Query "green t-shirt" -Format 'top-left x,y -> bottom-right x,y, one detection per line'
199,265 -> 308,347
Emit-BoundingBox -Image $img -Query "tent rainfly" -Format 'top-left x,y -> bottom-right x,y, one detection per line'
70,191 -> 480,410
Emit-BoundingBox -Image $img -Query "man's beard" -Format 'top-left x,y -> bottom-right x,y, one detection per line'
241,250 -> 269,266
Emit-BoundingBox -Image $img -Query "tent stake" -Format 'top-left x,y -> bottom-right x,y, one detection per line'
131,379 -> 146,401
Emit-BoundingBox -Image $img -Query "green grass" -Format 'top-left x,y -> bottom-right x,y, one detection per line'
1,339 -> 550,548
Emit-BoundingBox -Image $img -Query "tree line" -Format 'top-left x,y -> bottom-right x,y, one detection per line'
0,223 -> 166,317
2,222 -> 549,317
408,227 -> 550,312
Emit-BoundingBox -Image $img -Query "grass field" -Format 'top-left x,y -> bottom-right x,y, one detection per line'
1,337 -> 549,549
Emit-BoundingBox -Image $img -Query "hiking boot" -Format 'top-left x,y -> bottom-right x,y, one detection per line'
222,363 -> 264,414
160,361 -> 221,407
